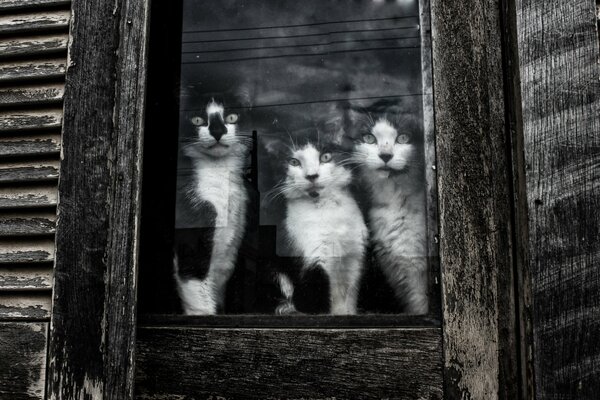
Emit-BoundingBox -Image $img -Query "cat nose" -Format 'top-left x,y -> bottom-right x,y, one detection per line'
209,124 -> 226,141
208,116 -> 227,141
306,174 -> 319,182
379,153 -> 393,163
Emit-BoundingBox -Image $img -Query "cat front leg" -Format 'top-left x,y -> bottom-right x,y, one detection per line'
175,277 -> 218,315
329,257 -> 363,315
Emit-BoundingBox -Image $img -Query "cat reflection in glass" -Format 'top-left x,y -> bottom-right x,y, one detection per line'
174,99 -> 250,315
264,129 -> 369,315
174,99 -> 427,316
344,101 -> 428,314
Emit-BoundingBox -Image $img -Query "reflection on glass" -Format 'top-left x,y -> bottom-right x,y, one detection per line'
174,0 -> 429,315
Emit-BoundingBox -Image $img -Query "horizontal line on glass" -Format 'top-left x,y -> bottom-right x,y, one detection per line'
181,45 -> 420,64
183,15 -> 420,34
179,94 -> 424,112
182,35 -> 420,54
182,26 -> 420,44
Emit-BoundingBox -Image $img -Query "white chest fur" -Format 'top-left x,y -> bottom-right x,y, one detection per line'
285,191 -> 368,267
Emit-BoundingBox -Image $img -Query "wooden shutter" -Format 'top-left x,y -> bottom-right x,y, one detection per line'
0,1 -> 69,399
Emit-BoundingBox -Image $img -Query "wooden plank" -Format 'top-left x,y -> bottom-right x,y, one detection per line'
0,265 -> 52,290
517,1 -> 600,397
0,83 -> 64,107
0,293 -> 51,320
430,0 -> 518,399
0,185 -> 57,209
0,109 -> 62,132
0,211 -> 55,236
0,239 -> 54,263
0,58 -> 66,83
0,160 -> 59,183
46,0 -> 150,398
136,327 -> 443,399
0,10 -> 69,35
0,34 -> 68,59
0,0 -> 70,12
0,322 -> 47,399
0,133 -> 61,157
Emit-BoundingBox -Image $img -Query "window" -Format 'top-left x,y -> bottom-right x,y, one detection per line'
139,0 -> 439,320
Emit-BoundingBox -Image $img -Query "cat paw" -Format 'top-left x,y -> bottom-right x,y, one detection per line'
275,301 -> 300,315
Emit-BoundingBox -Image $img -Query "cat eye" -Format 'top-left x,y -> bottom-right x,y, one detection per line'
320,152 -> 332,163
362,134 -> 376,144
225,113 -> 239,124
396,134 -> 409,144
190,116 -> 205,126
289,158 -> 300,167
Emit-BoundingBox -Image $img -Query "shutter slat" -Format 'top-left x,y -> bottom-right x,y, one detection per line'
0,160 -> 60,183
0,58 -> 66,82
0,296 -> 51,319
0,109 -> 62,131
0,185 -> 57,209
0,239 -> 54,263
0,83 -> 64,106
0,0 -> 70,12
0,211 -> 55,236
0,10 -> 69,35
0,33 -> 68,58
0,265 -> 52,290
0,133 -> 61,157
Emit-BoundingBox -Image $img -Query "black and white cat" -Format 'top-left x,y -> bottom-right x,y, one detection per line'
346,103 -> 428,314
266,131 -> 368,315
174,99 -> 250,315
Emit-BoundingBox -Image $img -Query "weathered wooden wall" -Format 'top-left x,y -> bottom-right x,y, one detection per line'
517,0 -> 600,398
0,1 -> 70,399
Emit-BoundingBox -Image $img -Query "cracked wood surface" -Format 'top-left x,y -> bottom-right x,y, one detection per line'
517,0 -> 600,398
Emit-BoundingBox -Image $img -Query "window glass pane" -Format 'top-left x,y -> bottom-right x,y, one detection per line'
174,0 -> 433,315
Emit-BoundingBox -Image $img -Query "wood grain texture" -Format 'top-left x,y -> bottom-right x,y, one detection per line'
0,58 -> 66,82
0,185 -> 57,209
0,160 -> 59,183
0,239 -> 54,263
0,109 -> 62,132
516,0 -> 600,398
0,0 -> 69,12
136,327 -> 443,400
0,34 -> 68,59
0,10 -> 69,34
46,0 -> 150,398
0,133 -> 61,157
0,211 -> 55,236
0,293 -> 51,320
0,265 -> 52,290
430,0 -> 518,399
0,322 -> 47,399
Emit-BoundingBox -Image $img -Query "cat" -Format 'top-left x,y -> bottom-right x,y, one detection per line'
264,129 -> 368,315
345,101 -> 428,314
174,99 -> 251,315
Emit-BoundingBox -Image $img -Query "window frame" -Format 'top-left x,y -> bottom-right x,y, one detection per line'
45,0 -> 524,398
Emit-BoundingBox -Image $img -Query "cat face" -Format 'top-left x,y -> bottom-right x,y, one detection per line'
283,143 -> 351,200
185,99 -> 245,158
349,112 -> 421,177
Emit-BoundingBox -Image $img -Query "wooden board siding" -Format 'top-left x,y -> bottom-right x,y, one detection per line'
136,327 -> 443,400
516,0 -> 600,399
0,1 -> 70,400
